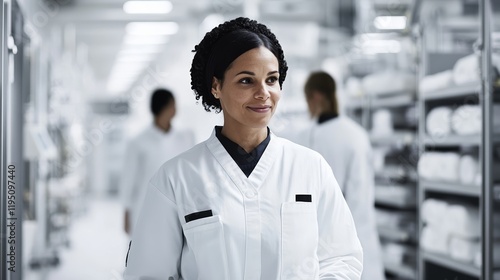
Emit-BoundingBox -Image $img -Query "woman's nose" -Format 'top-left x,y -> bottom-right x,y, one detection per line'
255,82 -> 270,100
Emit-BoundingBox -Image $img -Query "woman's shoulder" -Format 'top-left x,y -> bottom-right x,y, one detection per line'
163,140 -> 207,167
149,141 -> 208,191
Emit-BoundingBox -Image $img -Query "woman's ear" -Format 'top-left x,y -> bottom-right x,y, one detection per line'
211,77 -> 221,99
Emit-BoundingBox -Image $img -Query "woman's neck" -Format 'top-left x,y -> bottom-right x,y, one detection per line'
221,124 -> 267,153
154,119 -> 171,133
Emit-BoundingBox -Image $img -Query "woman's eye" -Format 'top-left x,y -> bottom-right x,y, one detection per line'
266,76 -> 278,84
239,78 -> 252,84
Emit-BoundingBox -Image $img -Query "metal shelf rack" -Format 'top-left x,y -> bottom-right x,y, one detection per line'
421,251 -> 481,278
416,0 -> 499,278
346,89 -> 419,278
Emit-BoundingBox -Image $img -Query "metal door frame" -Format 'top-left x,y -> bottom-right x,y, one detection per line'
1,1 -> 10,278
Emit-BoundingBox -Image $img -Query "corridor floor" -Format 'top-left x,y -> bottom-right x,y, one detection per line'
24,197 -> 130,280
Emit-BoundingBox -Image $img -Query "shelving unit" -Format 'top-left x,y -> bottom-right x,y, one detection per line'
384,262 -> 417,280
347,88 -> 419,279
421,251 -> 481,278
378,226 -> 417,243
416,0 -> 500,278
420,82 -> 481,101
371,131 -> 416,146
375,184 -> 417,209
420,180 -> 481,197
423,134 -> 482,147
371,92 -> 416,109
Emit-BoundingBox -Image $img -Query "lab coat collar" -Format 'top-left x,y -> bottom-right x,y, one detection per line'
318,112 -> 339,124
150,123 -> 174,138
206,127 -> 280,191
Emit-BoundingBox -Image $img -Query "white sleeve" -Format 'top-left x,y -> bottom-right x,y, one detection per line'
317,157 -> 363,280
123,182 -> 183,280
344,146 -> 375,222
120,141 -> 142,210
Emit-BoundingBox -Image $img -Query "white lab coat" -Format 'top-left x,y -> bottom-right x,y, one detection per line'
296,116 -> 385,280
120,124 -> 195,233
124,129 -> 363,280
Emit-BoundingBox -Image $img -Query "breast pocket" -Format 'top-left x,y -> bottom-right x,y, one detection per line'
281,202 -> 319,280
182,215 -> 229,280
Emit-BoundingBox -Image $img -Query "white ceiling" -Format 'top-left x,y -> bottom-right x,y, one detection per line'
48,0 -> 216,93
44,0 -> 355,95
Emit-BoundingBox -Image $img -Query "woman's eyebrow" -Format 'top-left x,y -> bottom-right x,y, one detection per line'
235,70 -> 255,76
235,70 -> 279,76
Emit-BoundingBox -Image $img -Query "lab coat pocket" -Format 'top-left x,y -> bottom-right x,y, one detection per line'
281,202 -> 319,280
182,215 -> 230,280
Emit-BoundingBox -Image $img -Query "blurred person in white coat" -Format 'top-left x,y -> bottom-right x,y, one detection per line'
124,18 -> 363,280
299,71 -> 385,280
121,88 -> 195,235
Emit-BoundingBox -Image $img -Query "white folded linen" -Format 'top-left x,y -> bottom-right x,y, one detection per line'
418,152 -> 438,180
382,242 -> 416,265
444,204 -> 480,239
421,198 -> 449,226
439,153 -> 461,182
459,154 -> 479,185
450,104 -> 500,136
452,53 -> 500,85
418,152 -> 460,182
421,225 -> 449,255
473,242 -> 500,268
362,71 -> 416,96
453,54 -> 481,85
375,184 -> 416,205
420,70 -> 454,93
426,107 -> 453,137
371,109 -> 393,136
449,235 -> 479,263
376,209 -> 416,228
451,105 -> 482,135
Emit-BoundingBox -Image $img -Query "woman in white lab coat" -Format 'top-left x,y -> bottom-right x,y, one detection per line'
121,89 -> 195,234
124,18 -> 363,280
299,71 -> 385,280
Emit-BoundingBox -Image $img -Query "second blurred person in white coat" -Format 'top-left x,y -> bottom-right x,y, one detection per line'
299,71 -> 385,280
120,88 -> 195,235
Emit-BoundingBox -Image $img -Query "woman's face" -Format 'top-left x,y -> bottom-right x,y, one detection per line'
212,47 -> 280,131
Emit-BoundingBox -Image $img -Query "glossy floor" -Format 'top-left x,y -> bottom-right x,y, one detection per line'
24,198 -> 129,280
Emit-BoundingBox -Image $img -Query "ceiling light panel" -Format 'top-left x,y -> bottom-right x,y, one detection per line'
374,16 -> 407,30
123,1 -> 173,14
126,22 -> 179,36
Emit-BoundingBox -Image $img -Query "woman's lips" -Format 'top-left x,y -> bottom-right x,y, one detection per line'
247,105 -> 271,113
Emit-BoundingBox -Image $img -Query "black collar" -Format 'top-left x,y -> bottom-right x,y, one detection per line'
215,126 -> 271,177
318,112 -> 339,124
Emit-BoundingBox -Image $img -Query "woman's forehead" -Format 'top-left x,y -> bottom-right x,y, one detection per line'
227,47 -> 279,71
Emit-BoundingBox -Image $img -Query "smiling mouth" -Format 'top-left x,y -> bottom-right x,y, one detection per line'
247,105 -> 272,113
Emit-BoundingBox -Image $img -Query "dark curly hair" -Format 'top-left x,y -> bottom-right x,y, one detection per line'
150,88 -> 174,117
190,17 -> 288,112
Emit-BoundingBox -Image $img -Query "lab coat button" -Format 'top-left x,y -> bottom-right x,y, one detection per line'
245,189 -> 257,198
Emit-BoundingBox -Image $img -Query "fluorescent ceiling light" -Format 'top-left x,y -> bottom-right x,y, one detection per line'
126,22 -> 179,36
124,35 -> 169,45
374,16 -> 407,30
123,1 -> 173,14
